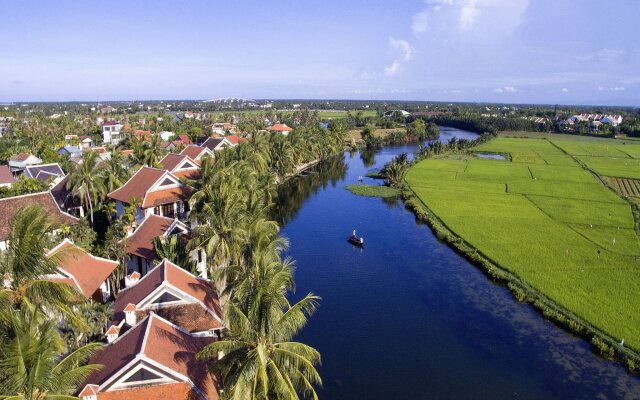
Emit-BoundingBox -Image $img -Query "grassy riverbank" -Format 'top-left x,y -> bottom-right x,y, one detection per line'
405,135 -> 640,370
345,184 -> 399,198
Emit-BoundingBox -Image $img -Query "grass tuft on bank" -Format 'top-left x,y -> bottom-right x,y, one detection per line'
345,184 -> 399,198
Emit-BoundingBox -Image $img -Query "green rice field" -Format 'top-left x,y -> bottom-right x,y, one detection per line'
406,136 -> 640,351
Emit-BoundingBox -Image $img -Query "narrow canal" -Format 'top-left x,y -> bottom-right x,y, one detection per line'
275,127 -> 640,400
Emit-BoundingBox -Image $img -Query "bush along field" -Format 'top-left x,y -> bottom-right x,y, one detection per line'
404,135 -> 640,373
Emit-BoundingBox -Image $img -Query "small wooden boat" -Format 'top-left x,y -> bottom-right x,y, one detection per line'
348,230 -> 364,247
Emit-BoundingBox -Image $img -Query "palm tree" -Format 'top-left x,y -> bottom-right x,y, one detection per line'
100,149 -> 130,193
0,205 -> 85,327
0,306 -> 102,400
198,259 -> 322,400
143,134 -> 165,167
152,235 -> 196,274
66,150 -> 106,227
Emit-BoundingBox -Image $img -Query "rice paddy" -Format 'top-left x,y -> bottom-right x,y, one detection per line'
406,136 -> 640,351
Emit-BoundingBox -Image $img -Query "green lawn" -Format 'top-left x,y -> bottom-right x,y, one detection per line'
406,136 -> 640,351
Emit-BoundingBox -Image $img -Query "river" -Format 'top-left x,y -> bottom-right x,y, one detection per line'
275,127 -> 640,400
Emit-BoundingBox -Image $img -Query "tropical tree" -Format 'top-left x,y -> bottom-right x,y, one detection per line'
153,235 -> 196,274
0,205 -> 85,326
100,149 -> 130,193
198,259 -> 322,400
66,150 -> 106,226
142,134 -> 165,167
0,306 -> 102,400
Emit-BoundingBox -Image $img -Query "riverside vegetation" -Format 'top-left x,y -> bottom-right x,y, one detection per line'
403,133 -> 640,373
0,125 -> 346,399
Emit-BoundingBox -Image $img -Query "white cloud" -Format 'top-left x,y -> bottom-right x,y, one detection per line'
613,86 -> 625,91
384,61 -> 402,76
561,87 -> 569,93
385,38 -> 416,76
493,86 -> 517,93
412,0 -> 529,36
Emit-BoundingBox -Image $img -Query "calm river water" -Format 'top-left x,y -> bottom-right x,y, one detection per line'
275,127 -> 640,400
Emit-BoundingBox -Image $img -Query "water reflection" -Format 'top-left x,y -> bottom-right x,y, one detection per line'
274,156 -> 348,225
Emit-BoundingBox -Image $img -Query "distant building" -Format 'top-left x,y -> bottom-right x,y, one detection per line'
269,123 -> 293,135
102,121 -> 123,145
8,153 -> 42,173
79,135 -> 95,148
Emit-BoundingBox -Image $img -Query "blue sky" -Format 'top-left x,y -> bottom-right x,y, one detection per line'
1,0 -> 638,105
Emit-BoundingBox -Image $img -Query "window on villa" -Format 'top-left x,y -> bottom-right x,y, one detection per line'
153,206 -> 160,215
162,203 -> 174,218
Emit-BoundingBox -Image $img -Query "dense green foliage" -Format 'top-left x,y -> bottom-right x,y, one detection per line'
406,135 -> 640,352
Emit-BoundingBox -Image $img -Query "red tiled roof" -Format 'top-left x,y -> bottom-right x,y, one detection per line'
0,165 -> 15,185
226,135 -> 248,144
125,214 -> 174,261
142,186 -> 192,208
159,154 -> 200,180
85,314 -> 219,400
123,303 -> 136,312
9,152 -> 34,162
0,192 -> 78,242
46,240 -> 118,299
113,260 -> 222,332
107,167 -> 165,205
92,147 -> 108,154
177,134 -> 191,145
79,384 -> 99,397
270,123 -> 292,132
180,145 -> 208,160
102,121 -> 119,126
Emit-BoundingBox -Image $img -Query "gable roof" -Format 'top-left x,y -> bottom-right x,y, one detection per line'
159,154 -> 200,179
180,145 -> 211,160
46,239 -> 118,299
84,313 -> 219,399
225,135 -> 248,145
113,259 -> 222,331
125,214 -> 177,261
108,167 -> 187,207
0,165 -> 15,185
201,137 -> 234,151
0,192 -> 78,242
24,163 -> 65,182
9,152 -> 37,162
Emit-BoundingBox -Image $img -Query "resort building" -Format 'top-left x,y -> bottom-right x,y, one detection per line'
8,152 -> 42,173
112,259 -> 222,335
45,239 -> 119,303
107,167 -> 192,224
79,313 -> 220,400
